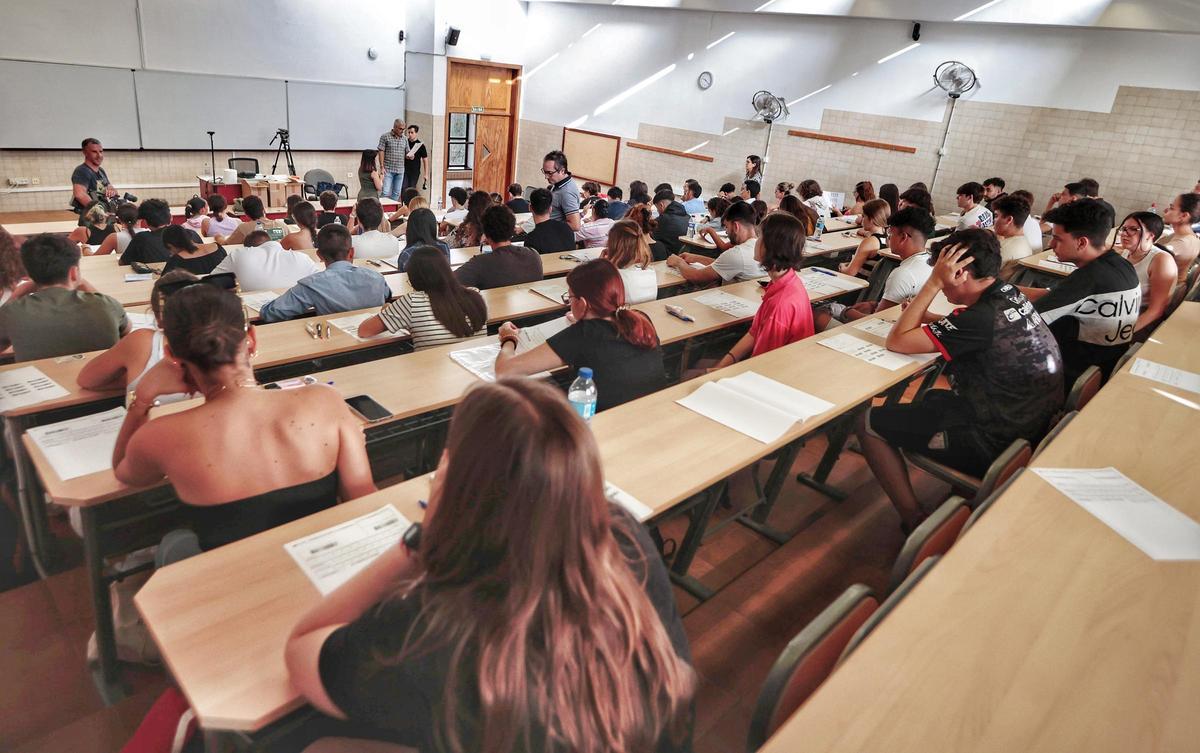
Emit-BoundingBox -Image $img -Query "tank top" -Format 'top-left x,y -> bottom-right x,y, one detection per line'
125,331 -> 189,407
205,214 -> 240,238
190,470 -> 339,550
1129,245 -> 1173,307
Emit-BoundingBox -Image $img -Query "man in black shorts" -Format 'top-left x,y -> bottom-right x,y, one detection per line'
855,229 -> 1064,531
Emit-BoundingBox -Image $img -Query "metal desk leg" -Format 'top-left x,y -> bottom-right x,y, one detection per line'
796,417 -> 852,501
667,482 -> 726,601
742,441 -> 803,540
81,506 -> 128,704
5,415 -> 52,578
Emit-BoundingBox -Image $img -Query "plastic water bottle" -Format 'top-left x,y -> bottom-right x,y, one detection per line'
815,214 -> 826,236
687,219 -> 697,238
568,368 -> 598,421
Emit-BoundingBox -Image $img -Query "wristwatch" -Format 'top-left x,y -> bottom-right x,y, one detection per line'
402,522 -> 423,552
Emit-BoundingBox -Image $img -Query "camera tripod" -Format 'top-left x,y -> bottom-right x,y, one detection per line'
270,128 -> 297,175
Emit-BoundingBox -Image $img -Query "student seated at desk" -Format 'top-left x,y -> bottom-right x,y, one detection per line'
816,206 -> 934,330
772,181 -> 795,209
843,180 -> 875,217
681,179 -> 705,215
666,200 -> 763,284
258,224 -> 389,323
651,189 -> 690,259
0,226 -> 31,305
0,234 -> 127,361
1020,199 -> 1140,388
120,199 -> 202,266
161,225 -> 226,275
991,195 -> 1037,279
898,185 -> 935,215
496,260 -> 666,411
285,379 -> 695,753
359,246 -> 486,349
214,195 -> 288,245
454,205 -> 542,290
1116,211 -> 1177,334
954,182 -> 994,230
348,199 -> 400,259
505,182 -> 530,214
445,190 -> 490,249
112,283 -> 376,554
181,196 -> 209,233
395,208 -> 450,272
605,185 -> 630,220
316,191 -> 347,229
442,186 -> 470,225
697,196 -> 730,233
520,188 -> 576,254
210,231 -> 322,292
707,213 -> 814,370
776,194 -> 817,236
88,203 -> 142,256
68,201 -> 115,248
281,201 -> 319,251
625,205 -> 668,261
1008,189 -> 1046,253
858,230 -> 1064,531
838,199 -> 891,277
201,194 -> 241,238
1162,192 -> 1200,284
602,219 -> 657,304
576,199 -> 614,248
717,182 -> 737,202
384,187 -> 421,228
799,179 -> 830,222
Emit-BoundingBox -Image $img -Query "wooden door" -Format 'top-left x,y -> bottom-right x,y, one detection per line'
473,115 -> 511,197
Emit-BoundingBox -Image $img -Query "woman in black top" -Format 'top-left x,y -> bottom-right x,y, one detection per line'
68,201 -> 116,247
286,378 -> 695,753
161,224 -> 227,275
495,260 -> 668,411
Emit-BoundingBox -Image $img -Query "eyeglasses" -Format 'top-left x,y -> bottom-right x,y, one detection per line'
541,168 -> 558,176
560,291 -> 573,305
1118,225 -> 1142,235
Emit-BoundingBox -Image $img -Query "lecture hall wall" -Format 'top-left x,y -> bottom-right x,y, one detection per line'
0,0 -> 407,212
436,0 -> 1199,220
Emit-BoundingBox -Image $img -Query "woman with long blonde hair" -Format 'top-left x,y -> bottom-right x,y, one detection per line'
287,378 -> 695,753
602,219 -> 657,304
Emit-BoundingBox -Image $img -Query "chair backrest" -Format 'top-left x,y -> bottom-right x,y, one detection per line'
228,157 -> 259,178
1112,342 -> 1143,376
887,497 -> 971,593
746,585 -> 879,752
973,437 -> 1031,502
840,556 -> 940,661
1064,365 -> 1102,413
304,168 -> 335,187
959,468 -> 1025,538
1033,410 -> 1078,459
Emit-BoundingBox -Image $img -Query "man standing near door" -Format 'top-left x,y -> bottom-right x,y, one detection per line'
403,124 -> 428,195
376,119 -> 408,201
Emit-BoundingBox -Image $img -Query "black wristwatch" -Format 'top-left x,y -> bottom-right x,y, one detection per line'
402,522 -> 423,552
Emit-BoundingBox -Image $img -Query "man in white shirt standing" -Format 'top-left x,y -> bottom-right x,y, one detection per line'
209,232 -> 321,292
814,206 -> 935,330
665,201 -> 764,284
991,194 -> 1037,279
955,182 -> 994,230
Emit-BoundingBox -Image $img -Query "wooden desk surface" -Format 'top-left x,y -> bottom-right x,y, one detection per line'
825,217 -> 860,233
1017,250 -> 1075,277
759,304 -> 1200,753
136,296 -> 921,734
805,230 -> 864,257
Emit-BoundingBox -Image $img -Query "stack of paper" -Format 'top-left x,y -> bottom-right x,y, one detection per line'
693,290 -> 760,319
240,291 -> 278,312
517,317 -> 570,350
329,312 -> 408,343
1129,358 -> 1200,394
799,270 -> 861,297
817,333 -> 936,371
284,505 -> 413,595
529,281 -> 570,304
563,249 -> 603,263
0,367 -> 70,412
676,371 -> 834,443
851,317 -> 895,339
1040,253 -> 1077,273
26,406 -> 125,480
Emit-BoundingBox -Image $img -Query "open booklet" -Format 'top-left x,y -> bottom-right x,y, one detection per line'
240,291 -> 279,313
448,317 -> 570,381
529,280 -> 570,304
818,332 -> 936,371
798,269 -> 862,297
561,248 -> 603,263
328,311 -> 409,343
676,371 -> 834,444
0,366 -> 70,412
693,290 -> 761,319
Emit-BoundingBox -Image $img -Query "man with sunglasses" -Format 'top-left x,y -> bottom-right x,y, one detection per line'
542,150 -> 581,232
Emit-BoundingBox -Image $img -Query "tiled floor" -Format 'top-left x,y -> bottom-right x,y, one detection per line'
1,433 -> 948,752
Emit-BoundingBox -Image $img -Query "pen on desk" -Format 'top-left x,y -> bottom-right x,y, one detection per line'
304,323 -> 317,339
324,321 -> 332,339
665,304 -> 694,323
811,267 -> 837,276
418,499 -> 428,509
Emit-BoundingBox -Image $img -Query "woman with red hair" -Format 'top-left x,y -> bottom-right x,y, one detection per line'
495,259 -> 666,410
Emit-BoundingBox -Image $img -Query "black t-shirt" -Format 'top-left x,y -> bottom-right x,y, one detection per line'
404,141 -> 428,182
119,226 -> 202,266
505,197 -> 530,213
318,506 -> 693,753
70,163 -> 110,211
162,247 -> 228,276
1033,250 -> 1140,385
522,219 -> 576,255
925,281 -> 1064,454
547,318 -> 667,411
453,245 -> 543,290
316,210 -> 346,229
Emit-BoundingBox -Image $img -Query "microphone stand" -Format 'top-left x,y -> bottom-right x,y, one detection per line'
207,131 -> 218,193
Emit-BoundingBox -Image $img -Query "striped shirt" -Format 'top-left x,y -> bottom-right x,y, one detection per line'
378,290 -> 487,350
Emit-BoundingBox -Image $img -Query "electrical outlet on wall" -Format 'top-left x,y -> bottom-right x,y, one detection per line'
347,172 -> 354,178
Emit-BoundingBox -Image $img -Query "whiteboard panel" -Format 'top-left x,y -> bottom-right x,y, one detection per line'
0,62 -> 140,149
135,71 -> 287,150
1,0 -> 141,69
286,82 -> 406,151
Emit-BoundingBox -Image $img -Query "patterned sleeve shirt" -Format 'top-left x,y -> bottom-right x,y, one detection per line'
376,131 -> 408,173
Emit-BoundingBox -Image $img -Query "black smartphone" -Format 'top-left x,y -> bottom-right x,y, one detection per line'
345,394 -> 393,423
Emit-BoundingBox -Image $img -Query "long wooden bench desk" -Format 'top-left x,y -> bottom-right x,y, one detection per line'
1011,249 -> 1076,286
134,298 -> 943,740
757,301 -> 1200,753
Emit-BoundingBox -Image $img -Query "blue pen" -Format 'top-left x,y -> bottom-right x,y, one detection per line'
418,499 -> 428,509
811,267 -> 837,276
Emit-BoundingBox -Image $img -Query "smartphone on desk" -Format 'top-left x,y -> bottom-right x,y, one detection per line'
345,394 -> 394,423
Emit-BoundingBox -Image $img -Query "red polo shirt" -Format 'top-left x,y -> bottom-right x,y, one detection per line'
749,270 -> 814,357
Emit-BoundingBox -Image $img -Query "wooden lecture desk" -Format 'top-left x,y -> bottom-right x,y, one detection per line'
757,302 -> 1200,753
1011,249 -> 1076,286
133,296 -> 954,742
22,271 -> 869,699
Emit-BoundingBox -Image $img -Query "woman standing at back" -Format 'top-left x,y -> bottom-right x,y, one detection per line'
286,378 -> 695,753
358,149 -> 382,200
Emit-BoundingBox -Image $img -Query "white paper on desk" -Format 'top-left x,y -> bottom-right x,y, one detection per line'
449,342 -> 501,381
1033,468 -> 1200,560
664,262 -> 706,277
124,273 -> 153,282
284,504 -> 413,595
328,312 -> 408,343
565,249 -> 603,263
799,270 -> 861,292
851,317 -> 895,339
0,366 -> 70,412
806,240 -> 830,252
517,316 -> 570,351
604,482 -> 652,522
694,290 -> 760,319
1129,358 -> 1200,395
817,333 -> 935,371
240,291 -> 278,312
676,371 -> 832,444
529,281 -> 570,304
1039,260 -> 1076,273
26,406 -> 125,481
126,311 -> 156,331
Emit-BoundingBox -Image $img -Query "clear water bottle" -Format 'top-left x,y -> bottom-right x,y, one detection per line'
815,213 -> 826,236
568,367 -> 598,421
687,219 -> 697,238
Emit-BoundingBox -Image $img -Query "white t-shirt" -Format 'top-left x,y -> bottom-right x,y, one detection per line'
1022,215 -> 1044,252
710,237 -> 765,282
881,251 -> 932,304
618,266 -> 657,304
210,241 -> 322,292
957,204 -> 994,230
999,234 -> 1036,266
443,207 -> 468,224
352,230 -> 400,259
